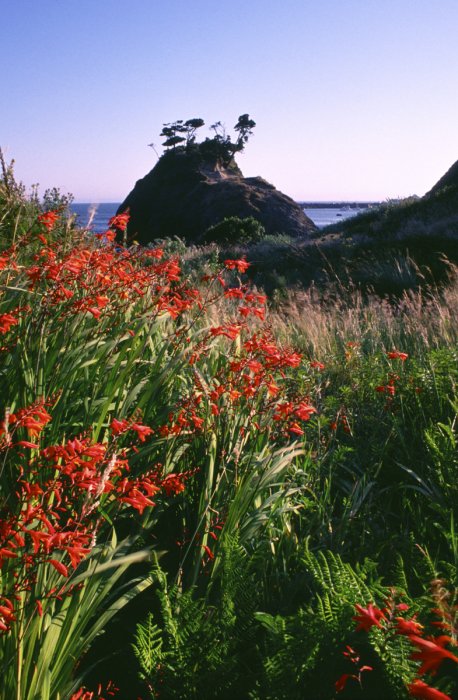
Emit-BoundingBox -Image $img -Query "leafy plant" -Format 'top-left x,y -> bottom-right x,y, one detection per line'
202,216 -> 265,245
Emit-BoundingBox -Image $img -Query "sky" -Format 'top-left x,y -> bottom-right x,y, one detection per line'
2,0 -> 458,202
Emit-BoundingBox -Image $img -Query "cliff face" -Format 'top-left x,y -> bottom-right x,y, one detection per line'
117,150 -> 316,243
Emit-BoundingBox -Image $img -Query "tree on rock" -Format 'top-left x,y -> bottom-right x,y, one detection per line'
161,119 -> 205,150
234,114 -> 256,152
157,114 -> 256,164
183,118 -> 205,145
160,121 -> 186,149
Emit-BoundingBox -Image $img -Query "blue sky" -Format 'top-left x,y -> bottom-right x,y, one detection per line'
3,0 -> 458,201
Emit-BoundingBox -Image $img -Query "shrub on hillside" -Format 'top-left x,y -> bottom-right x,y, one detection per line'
202,216 -> 266,244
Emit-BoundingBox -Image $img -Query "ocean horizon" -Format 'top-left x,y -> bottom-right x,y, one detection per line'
70,201 -> 376,234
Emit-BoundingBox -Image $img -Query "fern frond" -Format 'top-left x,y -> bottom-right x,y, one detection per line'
133,612 -> 163,678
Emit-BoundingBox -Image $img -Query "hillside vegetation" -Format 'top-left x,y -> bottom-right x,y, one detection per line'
0,160 -> 457,699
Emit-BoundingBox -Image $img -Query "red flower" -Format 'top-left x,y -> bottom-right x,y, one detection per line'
7,401 -> 52,438
0,548 -> 18,567
335,673 -> 353,693
395,616 -> 424,636
224,258 -> 250,273
408,679 -> 451,700
110,418 -> 129,436
118,490 -> 155,515
71,681 -> 118,700
387,350 -> 408,361
161,473 -> 186,497
131,423 -> 153,442
0,313 -> 19,334
48,559 -> 69,577
202,544 -> 214,560
310,360 -> 325,370
353,603 -> 386,631
63,543 -> 92,569
294,401 -> 317,421
108,212 -> 130,232
209,324 -> 243,340
224,287 -> 244,299
410,635 -> 458,675
0,598 -> 16,630
38,210 -> 60,231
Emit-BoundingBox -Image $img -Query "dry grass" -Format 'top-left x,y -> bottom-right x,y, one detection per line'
270,261 -> 458,357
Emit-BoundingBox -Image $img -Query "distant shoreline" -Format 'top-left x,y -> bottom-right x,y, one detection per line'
72,201 -> 381,208
70,202 -> 379,233
298,201 -> 380,209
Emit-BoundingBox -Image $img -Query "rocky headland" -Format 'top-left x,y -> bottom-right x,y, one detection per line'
117,147 -> 316,244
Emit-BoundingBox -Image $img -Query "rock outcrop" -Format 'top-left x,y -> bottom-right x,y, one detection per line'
117,150 -> 316,244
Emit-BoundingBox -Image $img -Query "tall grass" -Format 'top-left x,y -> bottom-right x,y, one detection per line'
271,267 -> 458,357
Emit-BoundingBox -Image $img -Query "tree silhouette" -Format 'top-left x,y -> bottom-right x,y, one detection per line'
234,114 -> 256,151
157,114 -> 256,163
183,118 -> 205,145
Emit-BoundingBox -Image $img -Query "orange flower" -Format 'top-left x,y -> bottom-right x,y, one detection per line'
224,258 -> 250,273
108,212 -> 130,232
8,401 -> 52,438
38,210 -> 60,231
161,473 -> 186,497
224,287 -> 244,299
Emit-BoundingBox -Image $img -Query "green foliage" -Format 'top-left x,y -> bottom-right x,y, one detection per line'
134,538 -> 260,699
0,530 -> 154,700
202,216 -> 266,244
250,550 -> 388,700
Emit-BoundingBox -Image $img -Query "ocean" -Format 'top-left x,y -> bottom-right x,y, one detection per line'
302,206 -> 370,228
70,203 -> 120,234
70,202 -> 373,234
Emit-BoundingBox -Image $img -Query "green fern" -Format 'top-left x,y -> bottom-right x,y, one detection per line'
133,536 -> 262,699
133,612 -> 163,679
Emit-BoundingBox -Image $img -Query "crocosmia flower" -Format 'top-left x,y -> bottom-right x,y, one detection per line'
353,603 -> 386,631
